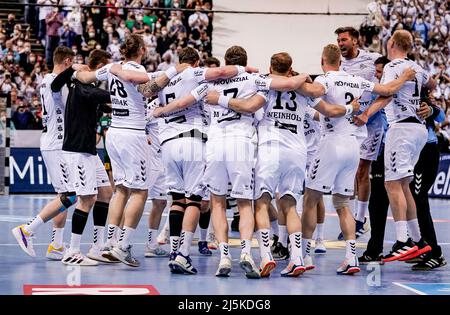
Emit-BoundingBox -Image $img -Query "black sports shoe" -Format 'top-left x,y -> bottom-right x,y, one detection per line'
231,215 -> 240,232
272,242 -> 289,261
412,255 -> 447,271
383,238 -> 418,263
398,238 -> 432,261
358,253 -> 385,265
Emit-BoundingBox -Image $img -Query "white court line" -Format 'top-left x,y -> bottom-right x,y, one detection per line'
392,282 -> 427,295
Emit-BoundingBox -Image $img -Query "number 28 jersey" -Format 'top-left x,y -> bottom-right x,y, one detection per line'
315,70 -> 374,137
96,61 -> 147,130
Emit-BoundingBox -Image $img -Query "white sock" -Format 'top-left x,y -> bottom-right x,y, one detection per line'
106,224 -> 118,244
148,228 -> 158,248
395,221 -> 408,243
257,229 -> 272,260
69,233 -> 82,253
407,219 -> 421,242
179,230 -> 194,256
289,232 -> 303,263
118,226 -> 135,249
170,236 -> 180,253
356,200 -> 369,222
219,242 -> 231,259
270,220 -> 279,237
278,225 -> 288,247
302,238 -> 312,257
116,227 -> 123,243
24,215 -> 44,234
315,223 -> 324,241
240,239 -> 252,255
345,239 -> 357,261
51,227 -> 64,248
93,226 -> 105,247
199,228 -> 208,242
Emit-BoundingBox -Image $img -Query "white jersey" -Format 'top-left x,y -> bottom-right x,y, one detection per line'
304,106 -> 321,151
257,90 -> 319,149
341,49 -> 381,112
315,70 -> 375,137
149,67 -> 208,143
40,73 -> 69,151
96,61 -> 147,130
192,73 -> 272,138
145,98 -> 161,145
381,58 -> 430,125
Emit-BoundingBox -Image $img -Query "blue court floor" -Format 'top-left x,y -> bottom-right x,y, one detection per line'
1,195 -> 449,295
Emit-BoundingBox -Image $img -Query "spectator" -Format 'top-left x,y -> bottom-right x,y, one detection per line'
4,14 -> 17,39
157,53 -> 173,71
107,33 -> 121,61
11,105 -> 35,130
37,0 -> 56,45
66,5 -> 84,47
45,7 -> 64,66
188,3 -> 209,33
0,72 -> 17,93
58,21 -> 78,47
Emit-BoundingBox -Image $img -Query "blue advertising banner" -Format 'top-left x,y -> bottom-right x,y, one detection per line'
10,148 -> 105,194
429,153 -> 450,199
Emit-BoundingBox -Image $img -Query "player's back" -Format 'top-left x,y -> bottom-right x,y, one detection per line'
39,73 -> 68,151
382,58 -> 428,124
107,61 -> 147,130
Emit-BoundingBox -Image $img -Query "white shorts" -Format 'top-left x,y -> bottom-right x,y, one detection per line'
254,142 -> 306,204
306,147 -> 318,169
205,136 -> 255,200
41,149 -> 73,193
360,117 -> 385,161
305,135 -> 359,196
384,123 -> 427,181
148,170 -> 168,200
62,152 -> 110,196
161,137 -> 205,198
106,127 -> 151,190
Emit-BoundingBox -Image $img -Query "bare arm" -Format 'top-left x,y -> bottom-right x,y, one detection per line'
313,98 -> 360,117
354,95 -> 392,126
269,74 -> 309,92
297,82 -> 326,98
153,94 -> 197,117
372,67 -> 416,96
204,90 -> 265,114
75,70 -> 98,84
109,64 -> 150,84
204,65 -> 258,81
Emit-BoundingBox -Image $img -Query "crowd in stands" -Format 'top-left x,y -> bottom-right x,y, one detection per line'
0,0 -> 213,129
360,0 -> 450,151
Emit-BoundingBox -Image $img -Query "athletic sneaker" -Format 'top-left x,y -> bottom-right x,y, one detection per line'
46,243 -> 66,260
259,256 -> 277,278
11,225 -> 36,257
304,254 -> 315,271
398,238 -> 432,261
62,251 -> 99,266
412,255 -> 447,271
216,257 -> 232,277
382,238 -> 418,263
358,253 -> 384,265
338,218 -> 370,240
337,257 -> 360,275
157,228 -> 170,245
207,232 -> 218,250
239,253 -> 260,279
110,245 -> 140,267
198,241 -> 212,256
100,244 -> 120,262
281,260 -> 306,277
88,245 -> 120,263
172,253 -> 197,275
168,251 -> 178,272
314,238 -> 327,254
272,242 -> 289,260
145,244 -> 169,258
231,215 -> 240,232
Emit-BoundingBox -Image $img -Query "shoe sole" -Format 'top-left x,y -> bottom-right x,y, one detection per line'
239,261 -> 260,279
359,261 -> 385,265
12,227 -> 35,257
101,251 -> 121,262
399,246 -> 432,262
61,258 -> 99,266
46,254 -> 63,261
171,261 -> 197,275
314,249 -> 327,254
305,265 -> 315,271
145,253 -> 170,258
260,261 -> 277,278
382,246 -> 418,263
281,266 -> 306,277
273,256 -> 289,261
110,250 -> 140,268
198,251 -> 213,256
338,267 -> 360,275
412,260 -> 447,271
88,253 -> 120,263
216,266 -> 231,277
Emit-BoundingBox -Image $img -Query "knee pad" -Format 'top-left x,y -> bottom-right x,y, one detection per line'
332,195 -> 350,209
188,194 -> 202,202
172,201 -> 187,209
186,202 -> 201,211
59,192 -> 77,212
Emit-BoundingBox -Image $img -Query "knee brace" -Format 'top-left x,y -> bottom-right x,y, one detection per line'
186,202 -> 201,211
332,195 -> 350,210
59,192 -> 77,212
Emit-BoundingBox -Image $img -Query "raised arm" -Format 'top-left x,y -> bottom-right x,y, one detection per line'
74,63 -> 99,84
153,94 -> 197,117
204,65 -> 258,81
269,73 -> 310,92
51,66 -> 76,92
137,64 -> 191,98
297,82 -> 326,98
204,90 -> 265,114
372,67 -> 416,96
313,98 -> 360,118
354,95 -> 392,126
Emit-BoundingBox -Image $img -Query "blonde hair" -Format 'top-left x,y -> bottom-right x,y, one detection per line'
322,44 -> 341,66
391,30 -> 413,53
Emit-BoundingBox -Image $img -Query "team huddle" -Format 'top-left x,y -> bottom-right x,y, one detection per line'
11,25 -> 438,279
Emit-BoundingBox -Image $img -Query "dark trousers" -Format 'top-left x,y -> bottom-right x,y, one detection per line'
410,142 -> 442,257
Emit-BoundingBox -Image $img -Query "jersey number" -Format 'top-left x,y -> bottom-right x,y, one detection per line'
273,91 -> 297,111
412,78 -> 419,97
41,94 -> 47,115
110,78 -> 128,98
345,92 -> 354,105
223,88 -> 238,98
165,93 -> 176,104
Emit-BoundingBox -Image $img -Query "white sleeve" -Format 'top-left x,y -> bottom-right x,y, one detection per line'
359,77 -> 375,92
191,83 -> 210,101
380,65 -> 397,84
256,90 -> 269,102
147,71 -> 164,81
95,64 -> 113,81
306,96 -> 321,107
193,67 -> 207,83
314,75 -> 329,94
252,74 -> 272,92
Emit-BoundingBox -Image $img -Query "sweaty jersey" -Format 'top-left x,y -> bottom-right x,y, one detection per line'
381,58 -> 430,125
257,90 -> 319,149
149,67 -> 208,143
40,73 -> 69,151
315,70 -> 375,137
96,61 -> 147,130
192,73 -> 272,138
